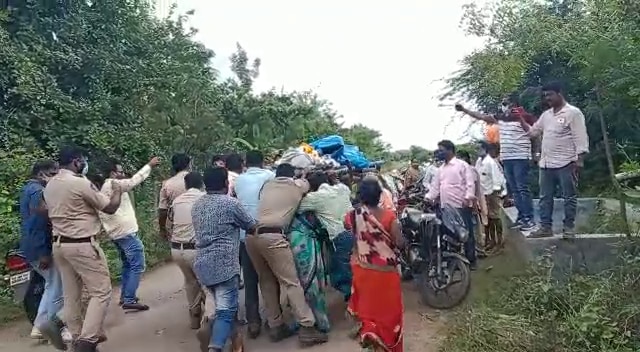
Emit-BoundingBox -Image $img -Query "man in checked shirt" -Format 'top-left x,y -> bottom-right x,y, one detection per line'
517,81 -> 589,238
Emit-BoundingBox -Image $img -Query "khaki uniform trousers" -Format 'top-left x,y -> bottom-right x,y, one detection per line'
245,233 -> 315,328
53,239 -> 112,343
171,248 -> 205,321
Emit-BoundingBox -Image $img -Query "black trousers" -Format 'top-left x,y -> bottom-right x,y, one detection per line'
240,242 -> 260,325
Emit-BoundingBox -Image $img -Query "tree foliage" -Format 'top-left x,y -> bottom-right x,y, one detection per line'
0,1 -> 389,277
442,0 -> 640,192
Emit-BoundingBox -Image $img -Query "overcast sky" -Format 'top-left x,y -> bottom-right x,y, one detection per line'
157,0 -> 488,150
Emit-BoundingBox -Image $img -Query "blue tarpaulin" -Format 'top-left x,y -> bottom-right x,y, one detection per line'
309,135 -> 372,169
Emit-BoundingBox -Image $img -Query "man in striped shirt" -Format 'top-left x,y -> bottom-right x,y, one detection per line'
455,95 -> 536,231
517,82 -> 589,237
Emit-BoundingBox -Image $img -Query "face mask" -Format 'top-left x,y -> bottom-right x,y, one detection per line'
500,105 -> 509,113
81,161 -> 89,176
435,150 -> 446,161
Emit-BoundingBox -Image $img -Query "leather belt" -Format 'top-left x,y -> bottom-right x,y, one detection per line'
170,242 -> 196,250
256,227 -> 283,235
54,236 -> 92,243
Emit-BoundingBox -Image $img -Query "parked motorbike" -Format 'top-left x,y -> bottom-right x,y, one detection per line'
4,246 -> 44,325
399,203 -> 471,309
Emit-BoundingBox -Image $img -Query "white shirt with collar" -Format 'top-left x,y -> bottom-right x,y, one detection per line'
474,155 -> 505,196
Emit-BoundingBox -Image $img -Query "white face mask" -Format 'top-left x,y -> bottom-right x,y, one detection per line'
82,162 -> 89,176
500,105 -> 509,113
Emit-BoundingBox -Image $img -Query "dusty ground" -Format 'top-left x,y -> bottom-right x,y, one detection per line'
0,264 -> 444,352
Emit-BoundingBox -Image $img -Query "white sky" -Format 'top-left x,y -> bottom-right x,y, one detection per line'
159,0 -> 488,150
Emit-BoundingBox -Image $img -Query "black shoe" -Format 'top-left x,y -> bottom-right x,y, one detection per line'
248,321 -> 262,339
122,302 -> 150,311
268,323 -> 295,342
529,227 -> 553,238
74,339 -> 99,352
298,326 -> 329,347
40,318 -> 67,350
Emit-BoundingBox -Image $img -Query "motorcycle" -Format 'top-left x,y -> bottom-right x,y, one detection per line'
399,203 -> 471,309
4,245 -> 44,325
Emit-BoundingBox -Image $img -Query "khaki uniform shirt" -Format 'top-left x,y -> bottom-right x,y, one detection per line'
170,188 -> 205,243
256,177 -> 309,229
44,169 -> 110,239
158,170 -> 188,233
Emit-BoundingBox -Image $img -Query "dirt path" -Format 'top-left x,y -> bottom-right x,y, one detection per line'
0,264 -> 444,352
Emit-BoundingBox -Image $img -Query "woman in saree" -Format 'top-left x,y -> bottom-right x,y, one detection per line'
287,211 -> 331,333
345,179 -> 404,352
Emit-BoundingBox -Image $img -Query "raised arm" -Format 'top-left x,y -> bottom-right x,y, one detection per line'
115,157 -> 159,192
455,104 -> 498,124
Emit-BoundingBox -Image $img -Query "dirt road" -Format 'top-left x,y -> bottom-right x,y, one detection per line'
0,264 -> 444,352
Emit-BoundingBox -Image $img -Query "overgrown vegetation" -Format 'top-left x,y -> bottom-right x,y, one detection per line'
441,240 -> 640,352
0,1 -> 393,319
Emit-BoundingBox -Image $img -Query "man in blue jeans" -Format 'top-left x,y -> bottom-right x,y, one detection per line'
192,167 -> 257,352
99,156 -> 160,311
19,160 -> 72,348
456,96 -> 536,230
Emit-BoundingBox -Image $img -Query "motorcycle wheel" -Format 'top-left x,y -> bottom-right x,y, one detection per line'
24,271 -> 45,325
417,256 -> 471,309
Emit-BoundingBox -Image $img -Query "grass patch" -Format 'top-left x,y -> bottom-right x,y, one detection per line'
441,236 -> 640,352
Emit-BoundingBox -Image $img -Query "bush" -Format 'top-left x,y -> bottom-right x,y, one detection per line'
441,242 -> 640,352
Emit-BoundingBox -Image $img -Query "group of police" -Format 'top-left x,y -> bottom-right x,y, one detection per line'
21,145 -> 336,352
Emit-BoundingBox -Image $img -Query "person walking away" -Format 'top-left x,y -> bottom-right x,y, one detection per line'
456,94 -> 536,231
403,159 -> 420,189
170,172 -> 207,329
100,157 -> 160,311
192,167 -> 256,352
19,160 -> 73,344
246,163 -> 328,346
517,81 -> 589,237
475,142 -> 506,251
425,140 -> 478,270
158,153 -> 191,240
298,171 -> 354,303
344,179 -> 404,352
232,150 -> 275,338
44,146 -> 123,352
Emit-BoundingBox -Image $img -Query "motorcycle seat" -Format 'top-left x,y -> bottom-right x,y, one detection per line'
405,207 -> 436,224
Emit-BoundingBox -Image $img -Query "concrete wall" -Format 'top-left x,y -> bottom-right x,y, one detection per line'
503,198 -> 638,275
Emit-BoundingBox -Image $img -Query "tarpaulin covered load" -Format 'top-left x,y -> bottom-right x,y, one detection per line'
309,135 -> 344,155
309,135 -> 372,169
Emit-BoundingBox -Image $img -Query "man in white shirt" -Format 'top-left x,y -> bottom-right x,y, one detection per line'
100,156 -> 160,311
475,142 -> 506,251
225,154 -> 243,196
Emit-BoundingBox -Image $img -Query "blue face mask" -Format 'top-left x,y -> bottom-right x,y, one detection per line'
435,150 -> 446,161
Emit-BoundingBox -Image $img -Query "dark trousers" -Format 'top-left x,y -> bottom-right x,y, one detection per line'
457,207 -> 477,264
539,164 -> 578,230
328,231 -> 354,302
240,242 -> 260,325
503,159 -> 534,222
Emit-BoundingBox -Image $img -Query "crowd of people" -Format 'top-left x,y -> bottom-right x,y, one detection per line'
16,81 -> 589,352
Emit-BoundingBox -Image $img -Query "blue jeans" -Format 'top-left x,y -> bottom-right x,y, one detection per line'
113,233 -> 146,304
31,260 -> 64,328
539,164 -> 578,229
207,275 -> 240,349
503,159 -> 534,222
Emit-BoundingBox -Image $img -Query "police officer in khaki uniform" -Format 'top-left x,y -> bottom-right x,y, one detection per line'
158,153 -> 191,240
170,171 -> 206,329
44,146 -> 123,352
